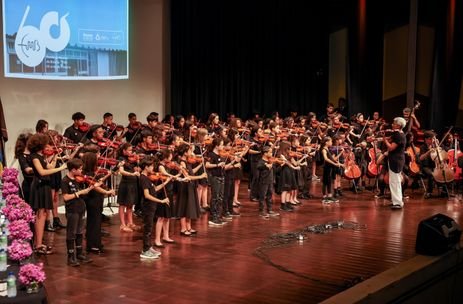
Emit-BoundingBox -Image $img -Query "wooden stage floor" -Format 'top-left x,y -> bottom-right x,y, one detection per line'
41,180 -> 463,304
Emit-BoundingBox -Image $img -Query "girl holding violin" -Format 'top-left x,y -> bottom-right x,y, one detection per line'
248,127 -> 265,201
221,139 -> 244,219
193,128 -> 210,211
277,140 -> 300,211
207,113 -> 221,134
117,143 -> 141,232
139,157 -> 171,259
125,113 -> 143,146
155,149 -> 179,246
63,112 -> 88,144
27,133 -> 68,254
15,133 -> 34,204
320,136 -> 342,203
175,144 -> 208,236
81,152 -> 116,254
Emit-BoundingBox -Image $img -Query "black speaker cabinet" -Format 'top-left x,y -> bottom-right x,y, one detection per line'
415,213 -> 462,255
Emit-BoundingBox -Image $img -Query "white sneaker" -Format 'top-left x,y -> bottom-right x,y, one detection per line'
149,247 -> 162,256
140,250 -> 160,259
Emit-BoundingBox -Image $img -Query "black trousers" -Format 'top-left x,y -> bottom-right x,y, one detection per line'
66,211 -> 85,241
85,197 -> 103,249
258,183 -> 273,211
249,161 -> 260,199
209,176 -> 224,221
142,201 -> 157,252
223,174 -> 234,214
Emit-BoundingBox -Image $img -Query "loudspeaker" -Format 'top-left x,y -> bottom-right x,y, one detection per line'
415,213 -> 462,256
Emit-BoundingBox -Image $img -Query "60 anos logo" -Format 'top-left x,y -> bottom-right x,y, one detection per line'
15,5 -> 70,67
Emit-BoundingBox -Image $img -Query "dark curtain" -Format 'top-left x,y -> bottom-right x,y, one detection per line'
347,0 -> 384,119
429,0 -> 463,131
171,0 -> 337,121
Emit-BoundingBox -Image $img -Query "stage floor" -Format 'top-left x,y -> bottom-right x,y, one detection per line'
41,180 -> 463,304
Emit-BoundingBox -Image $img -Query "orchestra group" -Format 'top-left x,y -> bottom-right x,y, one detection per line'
13,101 -> 461,263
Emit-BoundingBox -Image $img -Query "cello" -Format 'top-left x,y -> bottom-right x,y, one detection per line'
430,133 -> 454,184
447,135 -> 463,181
343,149 -> 362,180
406,143 -> 421,176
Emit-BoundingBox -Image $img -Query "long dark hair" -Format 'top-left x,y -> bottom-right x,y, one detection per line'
82,152 -> 98,175
14,133 -> 32,159
27,133 -> 49,153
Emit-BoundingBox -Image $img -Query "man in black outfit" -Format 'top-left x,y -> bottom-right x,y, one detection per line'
383,117 -> 407,209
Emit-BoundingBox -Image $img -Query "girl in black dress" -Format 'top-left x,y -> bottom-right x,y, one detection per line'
82,152 -> 116,254
27,133 -> 67,254
320,137 -> 342,203
194,128 -> 210,211
175,144 -> 207,236
277,141 -> 300,211
155,149 -> 179,246
117,143 -> 140,232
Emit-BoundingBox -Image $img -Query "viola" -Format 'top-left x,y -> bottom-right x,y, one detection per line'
78,122 -> 91,133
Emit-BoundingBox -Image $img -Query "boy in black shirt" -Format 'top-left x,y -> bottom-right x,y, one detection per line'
139,157 -> 171,259
257,147 -> 280,218
62,158 -> 99,266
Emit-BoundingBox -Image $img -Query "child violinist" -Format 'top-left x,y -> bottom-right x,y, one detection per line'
139,157 -> 171,259
27,133 -> 67,255
320,137 -> 342,203
257,146 -> 280,217
82,152 -> 116,254
277,141 -> 300,211
117,143 -> 140,232
175,144 -> 207,236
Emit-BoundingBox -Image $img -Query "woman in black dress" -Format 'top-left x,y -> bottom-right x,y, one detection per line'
27,133 -> 67,254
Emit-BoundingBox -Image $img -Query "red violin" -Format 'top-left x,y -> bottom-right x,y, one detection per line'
97,157 -> 119,166
78,122 -> 91,133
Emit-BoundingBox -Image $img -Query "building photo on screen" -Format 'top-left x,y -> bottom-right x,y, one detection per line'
2,0 -> 128,80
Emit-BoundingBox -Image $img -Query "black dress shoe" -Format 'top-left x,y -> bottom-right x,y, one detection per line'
162,239 -> 175,244
154,243 -> 165,248
180,231 -> 192,236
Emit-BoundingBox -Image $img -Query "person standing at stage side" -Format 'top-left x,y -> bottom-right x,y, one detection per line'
383,117 -> 407,209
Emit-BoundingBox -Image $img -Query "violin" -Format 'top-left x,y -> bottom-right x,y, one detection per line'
311,121 -> 328,130
148,172 -> 170,182
333,122 -> 350,129
43,147 -> 62,156
164,161 -> 182,171
78,122 -> 91,133
98,138 -> 121,149
187,155 -> 203,164
147,143 -> 174,151
109,123 -> 125,132
75,175 -> 98,186
97,157 -> 119,166
266,156 -> 285,165
288,150 -> 304,158
130,121 -> 143,130
128,153 -> 143,163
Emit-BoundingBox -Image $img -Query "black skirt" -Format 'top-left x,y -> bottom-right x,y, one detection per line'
279,166 -> 297,192
29,178 -> 53,210
174,181 -> 201,219
117,177 -> 139,206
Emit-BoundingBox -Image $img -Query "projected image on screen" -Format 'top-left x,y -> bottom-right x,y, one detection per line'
2,0 -> 128,80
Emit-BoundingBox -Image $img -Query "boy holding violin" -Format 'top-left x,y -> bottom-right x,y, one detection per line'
63,112 -> 88,144
257,146 -> 280,217
61,158 -> 101,266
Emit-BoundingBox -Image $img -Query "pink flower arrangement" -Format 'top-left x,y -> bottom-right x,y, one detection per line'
5,194 -> 23,206
7,239 -> 33,261
19,263 -> 46,285
8,220 -> 33,240
2,202 -> 35,223
2,182 -> 19,199
1,168 -> 19,185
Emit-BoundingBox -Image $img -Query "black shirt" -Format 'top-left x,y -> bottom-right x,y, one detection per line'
207,151 -> 224,177
139,174 -> 158,208
388,131 -> 406,173
63,125 -> 87,144
118,156 -> 138,182
61,175 -> 86,213
257,158 -> 273,185
18,153 -> 33,183
419,144 -> 436,169
30,153 -> 51,183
